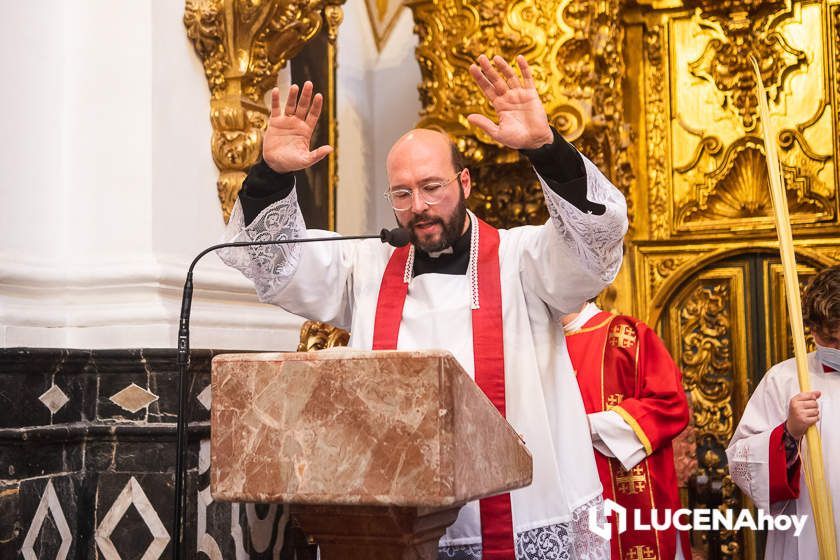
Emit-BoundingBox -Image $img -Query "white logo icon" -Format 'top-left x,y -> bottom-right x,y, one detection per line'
589,499 -> 626,540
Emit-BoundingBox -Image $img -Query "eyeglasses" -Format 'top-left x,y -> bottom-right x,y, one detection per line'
384,171 -> 463,211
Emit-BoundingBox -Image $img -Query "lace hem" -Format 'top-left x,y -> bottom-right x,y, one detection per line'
728,442 -> 754,489
438,543 -> 482,560
217,193 -> 305,302
566,495 -> 610,560
542,156 -> 627,284
438,497 -> 609,560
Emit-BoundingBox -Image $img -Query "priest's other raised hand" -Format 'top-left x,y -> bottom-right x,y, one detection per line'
262,81 -> 333,174
467,54 -> 554,151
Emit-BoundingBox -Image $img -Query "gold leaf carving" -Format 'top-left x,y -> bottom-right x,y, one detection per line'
686,8 -> 806,132
407,0 -> 634,229
297,320 -> 350,351
470,158 -> 547,228
675,279 -> 741,556
648,254 -> 693,297
676,138 -> 833,229
678,282 -> 733,450
644,25 -> 670,240
184,0 -> 343,222
664,1 -> 837,239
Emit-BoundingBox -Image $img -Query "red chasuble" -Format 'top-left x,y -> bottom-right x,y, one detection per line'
371,218 -> 515,559
566,311 -> 691,560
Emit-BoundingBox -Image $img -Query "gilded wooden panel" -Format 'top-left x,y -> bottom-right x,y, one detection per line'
668,268 -> 751,558
763,261 -> 819,371
635,239 -> 840,325
184,0 -> 345,223
406,0 -> 634,228
636,0 -> 839,242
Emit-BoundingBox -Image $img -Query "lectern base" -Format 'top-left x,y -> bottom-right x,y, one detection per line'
291,504 -> 462,560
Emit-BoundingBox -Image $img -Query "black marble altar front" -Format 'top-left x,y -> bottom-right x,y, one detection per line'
0,348 -> 315,559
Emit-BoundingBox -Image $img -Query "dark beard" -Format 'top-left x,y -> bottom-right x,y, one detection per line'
403,190 -> 467,253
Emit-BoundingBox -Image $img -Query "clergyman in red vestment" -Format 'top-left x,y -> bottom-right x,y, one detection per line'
563,302 -> 692,560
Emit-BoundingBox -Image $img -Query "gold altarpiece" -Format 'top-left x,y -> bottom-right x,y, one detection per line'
184,0 -> 345,225
406,0 -> 840,558
185,1 -> 840,558
624,1 -> 839,557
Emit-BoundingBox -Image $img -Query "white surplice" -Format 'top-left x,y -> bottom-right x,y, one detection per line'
220,156 -> 628,559
726,353 -> 840,559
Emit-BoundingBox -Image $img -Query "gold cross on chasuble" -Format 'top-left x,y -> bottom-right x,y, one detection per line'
625,544 -> 657,560
616,464 -> 647,495
609,324 -> 638,348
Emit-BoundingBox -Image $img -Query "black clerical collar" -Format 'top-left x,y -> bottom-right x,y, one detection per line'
412,223 -> 471,276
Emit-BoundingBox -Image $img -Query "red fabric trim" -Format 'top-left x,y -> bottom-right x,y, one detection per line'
372,220 -> 514,556
371,245 -> 409,350
472,220 -> 506,417
679,528 -> 692,559
471,220 -> 514,557
768,422 -> 801,503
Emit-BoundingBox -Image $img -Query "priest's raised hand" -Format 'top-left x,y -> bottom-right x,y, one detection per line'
262,81 -> 333,174
467,54 -> 554,151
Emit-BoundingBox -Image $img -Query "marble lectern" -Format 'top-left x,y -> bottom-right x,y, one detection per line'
211,349 -> 533,559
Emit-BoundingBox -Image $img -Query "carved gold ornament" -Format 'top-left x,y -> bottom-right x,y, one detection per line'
686,2 -> 806,132
639,0 -> 838,239
406,0 -> 634,229
670,272 -> 747,558
184,0 -> 345,222
297,320 -> 350,351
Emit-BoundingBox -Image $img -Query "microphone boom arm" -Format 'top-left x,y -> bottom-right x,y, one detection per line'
171,228 -> 407,559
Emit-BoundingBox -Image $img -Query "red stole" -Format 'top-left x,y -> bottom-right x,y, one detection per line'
372,218 -> 515,559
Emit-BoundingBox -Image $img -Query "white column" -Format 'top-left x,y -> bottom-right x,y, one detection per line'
0,0 -> 422,350
0,1 -> 302,350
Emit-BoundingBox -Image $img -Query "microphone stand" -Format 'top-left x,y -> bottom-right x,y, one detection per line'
172,230 -> 407,559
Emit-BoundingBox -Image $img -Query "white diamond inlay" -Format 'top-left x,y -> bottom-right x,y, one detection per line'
109,383 -> 158,413
38,384 -> 70,415
22,479 -> 72,560
95,476 -> 170,560
196,384 -> 212,411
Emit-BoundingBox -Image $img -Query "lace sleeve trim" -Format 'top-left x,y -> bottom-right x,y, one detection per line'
541,156 -> 628,284
437,496 -> 609,560
217,192 -> 305,301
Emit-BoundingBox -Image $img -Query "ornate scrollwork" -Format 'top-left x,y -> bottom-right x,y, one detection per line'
469,158 -> 548,227
648,254 -> 693,296
679,282 -> 733,447
676,138 -> 833,227
686,3 -> 806,132
406,0 -> 634,229
297,320 -> 350,351
644,24 -> 670,240
663,1 -> 836,236
184,0 -> 343,222
676,279 -> 741,557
